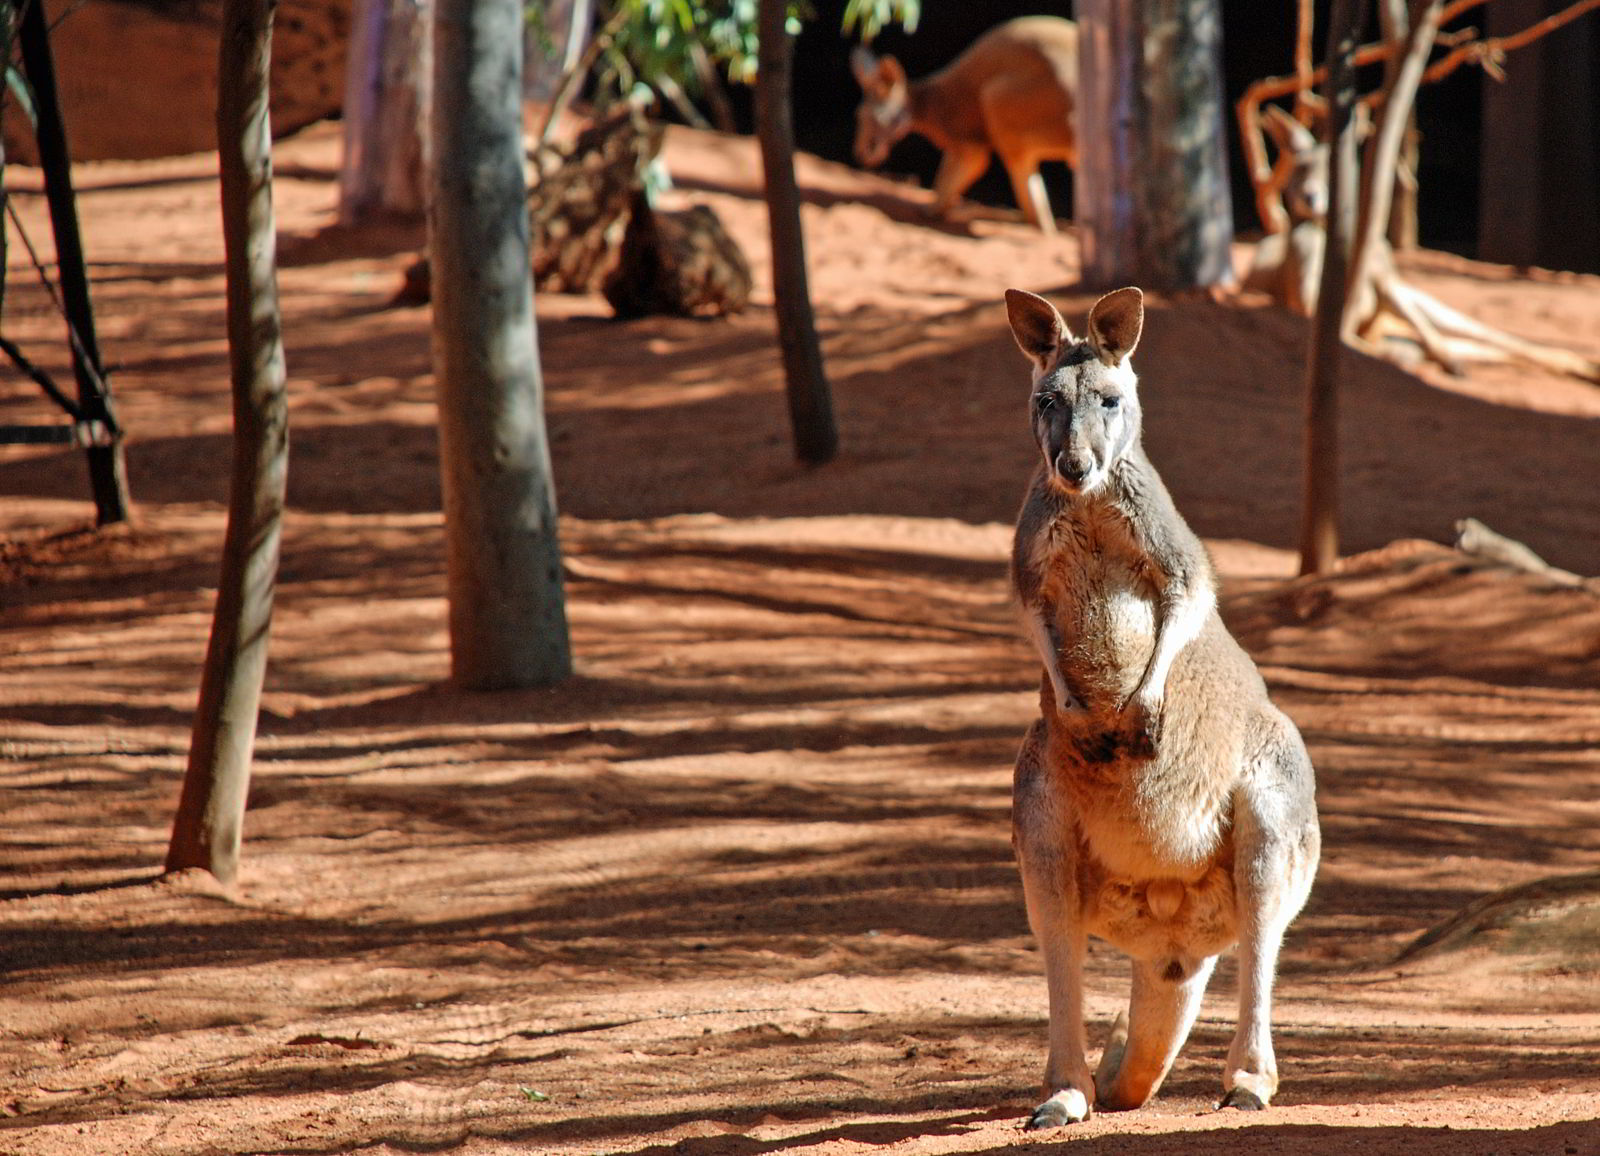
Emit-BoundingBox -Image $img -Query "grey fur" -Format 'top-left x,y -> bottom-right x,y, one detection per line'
1003,288 -> 1321,1128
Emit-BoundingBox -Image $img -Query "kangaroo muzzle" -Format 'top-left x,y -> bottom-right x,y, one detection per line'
1054,449 -> 1094,487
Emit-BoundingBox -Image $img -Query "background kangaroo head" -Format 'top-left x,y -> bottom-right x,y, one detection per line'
850,48 -> 912,168
1005,287 -> 1145,495
1264,104 -> 1328,226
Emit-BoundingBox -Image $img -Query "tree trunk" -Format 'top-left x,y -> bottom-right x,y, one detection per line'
754,0 -> 837,464
1298,0 -> 1369,577
1377,0 -> 1420,250
17,0 -> 131,525
1076,0 -> 1234,292
339,0 -> 432,223
166,0 -> 289,884
1478,0 -> 1600,275
430,0 -> 573,689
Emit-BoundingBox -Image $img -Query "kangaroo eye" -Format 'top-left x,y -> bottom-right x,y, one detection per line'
1035,393 -> 1057,413
1101,395 -> 1121,410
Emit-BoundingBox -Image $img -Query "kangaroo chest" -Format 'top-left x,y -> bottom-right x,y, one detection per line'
1031,507 -> 1161,705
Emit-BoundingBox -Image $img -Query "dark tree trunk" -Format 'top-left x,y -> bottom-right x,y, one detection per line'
339,0 -> 433,223
16,0 -> 131,525
754,0 -> 837,464
1076,0 -> 1234,292
166,0 -> 289,884
1478,0 -> 1600,275
1298,0 -> 1370,577
430,0 -> 572,689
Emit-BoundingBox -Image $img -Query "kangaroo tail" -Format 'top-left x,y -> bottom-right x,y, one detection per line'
1095,956 -> 1217,1110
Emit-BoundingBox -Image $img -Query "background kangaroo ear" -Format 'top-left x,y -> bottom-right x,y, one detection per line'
850,47 -> 879,90
1262,103 -> 1317,157
1005,289 -> 1070,372
1086,287 -> 1143,365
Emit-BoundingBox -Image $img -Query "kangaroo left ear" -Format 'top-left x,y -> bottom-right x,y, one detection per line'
1086,286 -> 1144,366
1006,288 -> 1070,374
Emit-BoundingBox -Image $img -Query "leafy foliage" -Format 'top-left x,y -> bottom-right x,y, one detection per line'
575,0 -> 919,110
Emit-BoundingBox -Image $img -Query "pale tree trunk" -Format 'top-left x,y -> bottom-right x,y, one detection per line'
430,0 -> 572,689
1377,0 -> 1420,250
339,0 -> 432,222
755,0 -> 837,464
166,0 -> 289,884
1299,0 -> 1369,577
1076,0 -> 1234,291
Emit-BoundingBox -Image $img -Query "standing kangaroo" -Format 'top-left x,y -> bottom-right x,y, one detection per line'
850,17 -> 1077,233
1003,286 -> 1320,1128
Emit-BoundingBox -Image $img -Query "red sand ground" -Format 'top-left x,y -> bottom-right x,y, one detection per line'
2,122 -> 1599,1156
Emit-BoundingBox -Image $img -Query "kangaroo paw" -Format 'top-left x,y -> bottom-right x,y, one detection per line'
1025,1088 -> 1091,1129
1219,1086 -> 1268,1111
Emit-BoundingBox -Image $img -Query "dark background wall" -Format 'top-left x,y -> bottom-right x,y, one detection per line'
714,2 -> 1599,274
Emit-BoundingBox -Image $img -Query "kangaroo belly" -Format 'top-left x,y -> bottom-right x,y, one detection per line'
1082,864 -> 1239,963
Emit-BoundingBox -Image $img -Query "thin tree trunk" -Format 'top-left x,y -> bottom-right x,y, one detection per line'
1346,0 -> 1445,328
166,0 -> 289,884
1299,0 -> 1370,577
17,0 -> 130,525
1077,0 -> 1233,291
1378,0 -> 1420,250
754,0 -> 837,464
431,0 -> 572,689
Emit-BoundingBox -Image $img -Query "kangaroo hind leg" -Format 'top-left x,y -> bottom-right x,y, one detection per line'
1223,711 -> 1320,1110
1096,954 -> 1218,1110
1014,722 -> 1095,1129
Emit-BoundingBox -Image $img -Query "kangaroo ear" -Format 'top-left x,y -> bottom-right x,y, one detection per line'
850,46 -> 878,89
1006,289 -> 1070,372
1263,103 -> 1317,157
1086,287 -> 1143,366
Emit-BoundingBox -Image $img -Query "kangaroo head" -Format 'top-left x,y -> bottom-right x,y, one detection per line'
850,47 -> 911,168
1005,287 -> 1144,495
1263,104 -> 1328,225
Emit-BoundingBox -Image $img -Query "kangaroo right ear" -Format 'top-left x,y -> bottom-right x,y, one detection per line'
1262,103 -> 1317,157
1006,289 -> 1069,373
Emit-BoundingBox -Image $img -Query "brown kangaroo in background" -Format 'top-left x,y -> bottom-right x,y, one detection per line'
1003,286 -> 1321,1128
850,17 -> 1077,233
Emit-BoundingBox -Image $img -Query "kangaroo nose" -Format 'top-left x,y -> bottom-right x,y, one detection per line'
1055,451 -> 1091,485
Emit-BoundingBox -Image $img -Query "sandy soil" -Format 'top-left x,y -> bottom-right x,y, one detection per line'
2,122 -> 1599,1156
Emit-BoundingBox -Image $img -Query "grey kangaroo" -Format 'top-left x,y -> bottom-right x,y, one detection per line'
1003,286 -> 1320,1128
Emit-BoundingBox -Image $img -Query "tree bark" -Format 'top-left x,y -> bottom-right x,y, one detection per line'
339,0 -> 433,223
166,0 -> 289,884
755,0 -> 837,464
1076,0 -> 1234,292
430,0 -> 573,689
1299,0 -> 1370,577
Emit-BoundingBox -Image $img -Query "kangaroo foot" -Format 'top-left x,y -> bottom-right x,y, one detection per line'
1025,1087 -> 1091,1129
1219,1086 -> 1268,1111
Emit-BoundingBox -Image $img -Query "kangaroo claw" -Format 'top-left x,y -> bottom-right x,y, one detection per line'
1025,1088 -> 1091,1129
